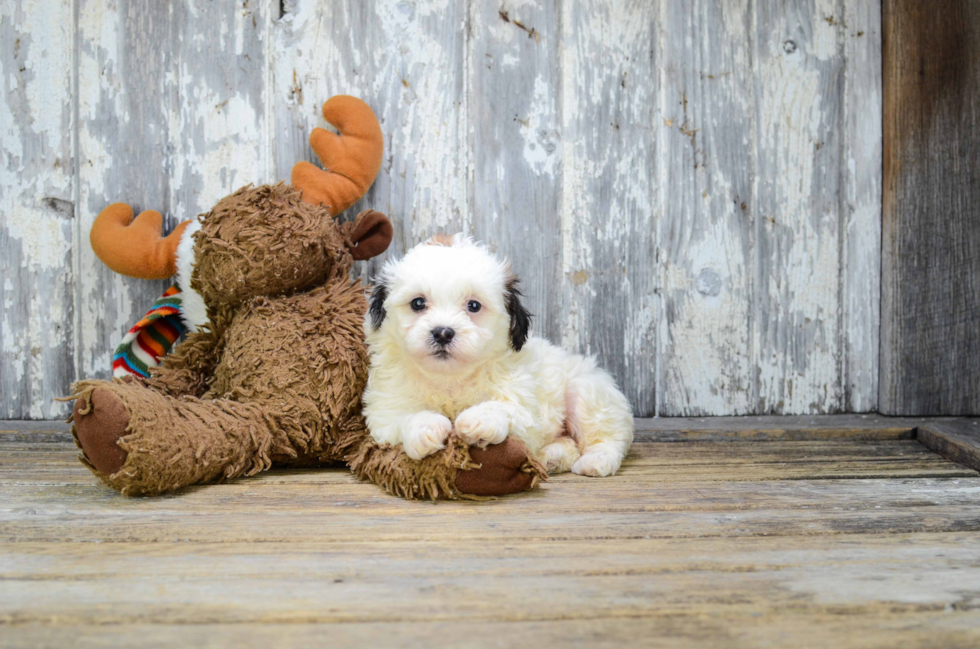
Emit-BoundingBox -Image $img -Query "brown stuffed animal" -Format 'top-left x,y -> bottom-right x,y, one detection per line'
69,96 -> 546,498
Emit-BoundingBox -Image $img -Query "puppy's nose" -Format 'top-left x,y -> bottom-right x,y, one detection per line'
431,327 -> 455,346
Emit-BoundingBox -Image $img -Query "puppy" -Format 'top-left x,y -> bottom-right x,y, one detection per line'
361,234 -> 634,476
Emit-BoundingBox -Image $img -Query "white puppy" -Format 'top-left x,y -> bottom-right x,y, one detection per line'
361,234 -> 634,476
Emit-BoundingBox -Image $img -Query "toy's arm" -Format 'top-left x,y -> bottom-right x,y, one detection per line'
144,326 -> 223,398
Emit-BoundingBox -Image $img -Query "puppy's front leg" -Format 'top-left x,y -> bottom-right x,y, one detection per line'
401,411 -> 454,460
369,411 -> 453,460
455,401 -> 531,449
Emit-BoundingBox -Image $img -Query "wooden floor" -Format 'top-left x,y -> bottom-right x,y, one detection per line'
2,415 -> 980,648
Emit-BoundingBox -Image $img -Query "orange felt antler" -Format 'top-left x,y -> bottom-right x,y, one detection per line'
291,95 -> 384,216
90,203 -> 189,279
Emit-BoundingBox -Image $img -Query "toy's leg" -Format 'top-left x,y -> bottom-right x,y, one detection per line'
457,440 -> 548,496
345,417 -> 547,500
70,379 -> 323,496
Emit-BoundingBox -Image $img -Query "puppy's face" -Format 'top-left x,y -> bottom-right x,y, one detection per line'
367,235 -> 531,374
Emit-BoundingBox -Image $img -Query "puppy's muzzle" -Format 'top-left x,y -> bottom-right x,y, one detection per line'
431,327 -> 455,347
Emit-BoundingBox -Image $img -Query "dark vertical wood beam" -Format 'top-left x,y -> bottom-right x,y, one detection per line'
881,0 -> 980,415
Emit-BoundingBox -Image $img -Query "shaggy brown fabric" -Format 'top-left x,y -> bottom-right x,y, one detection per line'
191,184 -> 348,311
347,428 -> 478,500
68,183 -> 547,499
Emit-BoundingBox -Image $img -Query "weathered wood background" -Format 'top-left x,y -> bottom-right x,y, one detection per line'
880,0 -> 980,416
1,0 -> 882,419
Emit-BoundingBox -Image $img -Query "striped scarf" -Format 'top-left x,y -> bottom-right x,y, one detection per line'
112,284 -> 186,378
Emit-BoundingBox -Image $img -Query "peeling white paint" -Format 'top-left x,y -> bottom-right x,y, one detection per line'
1,0 -> 75,418
559,0 -> 657,414
754,23 -> 842,413
842,0 -> 882,412
658,0 -> 755,416
519,76 -> 559,178
174,81 -> 265,217
4,202 -> 71,271
664,206 -> 754,415
810,0 -> 840,61
18,0 -> 71,155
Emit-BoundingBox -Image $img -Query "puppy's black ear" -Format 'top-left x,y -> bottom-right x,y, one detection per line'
369,280 -> 388,330
505,275 -> 532,351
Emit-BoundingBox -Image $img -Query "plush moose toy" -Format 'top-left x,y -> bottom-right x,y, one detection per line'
70,96 -> 546,498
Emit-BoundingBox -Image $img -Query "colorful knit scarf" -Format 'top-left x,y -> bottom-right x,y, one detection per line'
112,284 -> 186,378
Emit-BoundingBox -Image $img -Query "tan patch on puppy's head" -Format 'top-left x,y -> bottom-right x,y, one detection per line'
425,233 -> 456,247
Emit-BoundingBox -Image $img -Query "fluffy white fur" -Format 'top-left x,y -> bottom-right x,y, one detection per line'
362,234 -> 634,477
174,216 -> 208,333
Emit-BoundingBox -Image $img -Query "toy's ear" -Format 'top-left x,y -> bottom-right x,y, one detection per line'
348,210 -> 393,260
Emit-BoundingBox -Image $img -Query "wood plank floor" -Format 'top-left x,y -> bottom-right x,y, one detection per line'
2,416 -> 980,648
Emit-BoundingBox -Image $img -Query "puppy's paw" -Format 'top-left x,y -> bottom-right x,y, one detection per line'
571,443 -> 624,477
540,438 -> 580,474
454,402 -> 510,448
403,411 -> 453,460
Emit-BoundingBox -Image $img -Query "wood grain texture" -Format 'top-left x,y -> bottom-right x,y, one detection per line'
842,0 -> 881,412
880,0 -> 980,415
469,0 -> 563,343
658,0 -> 755,416
1,437 -> 979,644
656,0 -> 882,416
5,615 -> 980,649
917,420 -> 980,472
752,0 -> 845,414
635,413 -> 924,440
560,0 -> 658,416
1,439 -> 977,544
0,0 -> 76,418
3,534 -> 980,625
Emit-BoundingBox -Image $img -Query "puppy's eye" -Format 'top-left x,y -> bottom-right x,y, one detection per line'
410,297 -> 426,312
467,300 -> 482,313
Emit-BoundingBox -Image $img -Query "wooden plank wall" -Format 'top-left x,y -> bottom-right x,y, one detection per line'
1,0 -> 882,419
880,0 -> 980,416
0,0 -> 75,419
